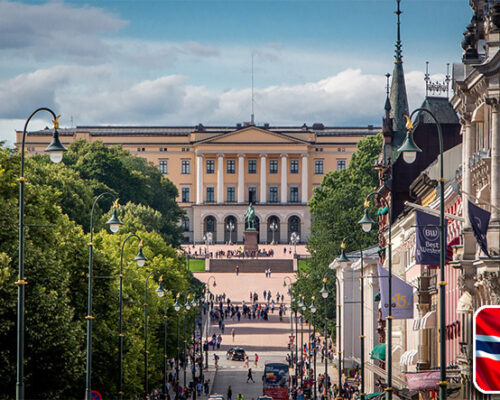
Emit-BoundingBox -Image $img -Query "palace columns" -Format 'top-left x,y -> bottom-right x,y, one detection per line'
238,154 -> 245,203
196,154 -> 203,204
260,154 -> 267,203
217,154 -> 224,204
281,153 -> 287,203
301,154 -> 308,203
491,102 -> 500,222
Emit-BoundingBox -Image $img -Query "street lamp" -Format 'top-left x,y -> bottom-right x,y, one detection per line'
86,194 -> 123,400
291,294 -> 299,388
226,221 -> 235,245
400,109 -> 447,400
270,221 -> 278,244
155,279 -> 171,397
174,295 -> 182,400
360,192 -> 392,400
118,234 -> 147,400
183,296 -> 192,389
290,232 -> 300,256
16,108 -> 67,400
283,276 -> 292,289
319,278 -> 330,397
309,298 -> 317,400
207,276 -> 217,288
335,237 -> 365,400
203,232 -> 212,256
334,278 -> 342,400
144,271 -> 163,396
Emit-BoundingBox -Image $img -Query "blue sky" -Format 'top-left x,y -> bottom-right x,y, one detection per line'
0,0 -> 471,145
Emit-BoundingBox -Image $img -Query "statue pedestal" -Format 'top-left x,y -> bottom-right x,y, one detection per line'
244,230 -> 258,253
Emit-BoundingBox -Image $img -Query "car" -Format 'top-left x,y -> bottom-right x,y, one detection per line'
209,395 -> 224,400
257,396 -> 273,400
226,347 -> 246,361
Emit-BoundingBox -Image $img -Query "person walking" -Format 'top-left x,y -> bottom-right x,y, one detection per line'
254,353 -> 259,367
247,368 -> 255,383
227,385 -> 233,400
235,265 -> 239,276
237,393 -> 243,400
231,328 -> 236,342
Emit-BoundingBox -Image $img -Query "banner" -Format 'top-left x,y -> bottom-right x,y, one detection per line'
468,201 -> 491,257
377,264 -> 414,320
406,371 -> 441,391
415,210 -> 446,266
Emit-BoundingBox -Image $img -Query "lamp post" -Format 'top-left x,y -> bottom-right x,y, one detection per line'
155,281 -> 170,399
400,109 -> 447,400
16,108 -> 67,400
174,295 -> 182,400
118,234 -> 147,400
86,194 -> 123,400
191,297 -> 199,400
297,296 -> 306,385
283,276 -> 292,289
270,221 -> 278,244
334,278 -> 342,400
360,191 -> 392,400
183,296 -> 192,389
290,232 -> 300,256
336,236 -> 365,400
144,270 -> 163,396
319,279 -> 330,398
226,221 -> 235,245
309,299 -> 317,400
203,233 -> 212,256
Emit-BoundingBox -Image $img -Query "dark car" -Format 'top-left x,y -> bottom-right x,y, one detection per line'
226,347 -> 246,361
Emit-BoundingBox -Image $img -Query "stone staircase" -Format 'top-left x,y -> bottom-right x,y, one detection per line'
208,258 -> 294,273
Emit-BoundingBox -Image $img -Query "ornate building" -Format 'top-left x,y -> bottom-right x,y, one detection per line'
451,1 -> 500,398
18,122 -> 377,243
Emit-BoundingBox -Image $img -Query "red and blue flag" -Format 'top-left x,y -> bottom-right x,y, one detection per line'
474,306 -> 500,393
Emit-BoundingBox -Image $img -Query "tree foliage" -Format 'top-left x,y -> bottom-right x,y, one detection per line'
0,143 -> 199,400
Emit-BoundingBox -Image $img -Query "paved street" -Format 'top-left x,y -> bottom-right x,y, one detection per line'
196,272 -> 296,399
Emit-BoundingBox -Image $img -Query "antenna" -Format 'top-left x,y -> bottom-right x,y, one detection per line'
425,61 -> 430,97
394,0 -> 403,62
251,53 -> 255,125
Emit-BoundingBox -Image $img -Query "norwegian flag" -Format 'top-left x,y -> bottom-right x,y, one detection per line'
474,306 -> 500,393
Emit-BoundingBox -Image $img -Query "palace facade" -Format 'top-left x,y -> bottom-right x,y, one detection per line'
18,122 -> 378,243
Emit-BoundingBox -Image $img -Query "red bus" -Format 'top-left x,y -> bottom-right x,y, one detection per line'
263,362 -> 289,400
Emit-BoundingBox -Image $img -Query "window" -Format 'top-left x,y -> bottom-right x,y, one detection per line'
314,160 -> 324,174
248,187 -> 257,203
137,147 -> 145,152
206,159 -> 215,174
269,187 -> 279,203
181,187 -> 190,203
181,160 -> 191,174
270,159 -> 278,174
160,147 -> 167,152
248,159 -> 257,174
182,216 -> 190,232
289,186 -> 299,202
227,159 -> 236,174
227,186 -> 236,202
337,159 -> 346,170
337,147 -> 346,152
290,159 -> 299,174
206,187 -> 215,203
159,160 -> 168,174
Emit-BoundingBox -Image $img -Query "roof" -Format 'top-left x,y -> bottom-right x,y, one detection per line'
417,97 -> 460,125
25,124 -> 380,139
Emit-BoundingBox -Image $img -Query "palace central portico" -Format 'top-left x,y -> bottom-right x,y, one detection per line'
18,122 -> 378,244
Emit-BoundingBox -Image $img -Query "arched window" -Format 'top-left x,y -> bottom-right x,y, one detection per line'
288,216 -> 301,241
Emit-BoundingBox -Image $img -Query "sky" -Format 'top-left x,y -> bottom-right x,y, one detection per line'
0,0 -> 472,146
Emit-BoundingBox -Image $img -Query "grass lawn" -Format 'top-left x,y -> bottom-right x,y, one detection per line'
188,258 -> 205,272
298,259 -> 310,272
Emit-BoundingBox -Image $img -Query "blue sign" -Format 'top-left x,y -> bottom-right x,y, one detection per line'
91,390 -> 102,400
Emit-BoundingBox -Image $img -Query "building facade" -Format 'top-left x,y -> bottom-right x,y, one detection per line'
18,123 -> 377,243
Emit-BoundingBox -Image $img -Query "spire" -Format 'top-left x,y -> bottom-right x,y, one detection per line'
384,73 -> 391,113
389,0 -> 409,148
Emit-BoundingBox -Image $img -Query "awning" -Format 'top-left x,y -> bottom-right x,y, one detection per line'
400,349 -> 418,366
406,371 -> 441,391
365,393 -> 384,399
421,311 -> 436,329
374,292 -> 381,302
370,343 -> 386,361
472,102 -> 485,124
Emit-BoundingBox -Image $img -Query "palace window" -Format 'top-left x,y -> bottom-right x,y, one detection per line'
227,186 -> 236,202
314,160 -> 324,174
248,159 -> 257,174
337,159 -> 346,170
181,160 -> 191,174
290,159 -> 299,174
181,187 -> 190,203
227,159 -> 236,174
206,187 -> 215,203
270,159 -> 279,174
269,187 -> 279,203
159,160 -> 168,174
206,159 -> 215,174
289,186 -> 299,203
182,216 -> 190,232
248,187 -> 257,203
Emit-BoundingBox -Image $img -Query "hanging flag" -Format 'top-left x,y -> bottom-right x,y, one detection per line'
468,201 -> 491,257
415,210 -> 446,265
474,306 -> 500,393
377,264 -> 414,320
